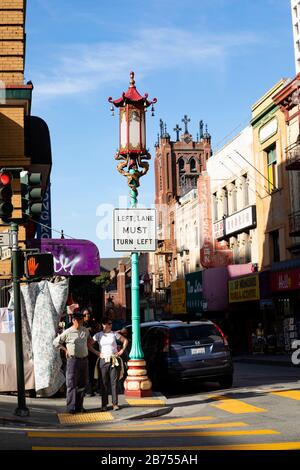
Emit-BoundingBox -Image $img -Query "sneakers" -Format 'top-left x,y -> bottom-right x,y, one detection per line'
112,405 -> 120,411
101,406 -> 108,412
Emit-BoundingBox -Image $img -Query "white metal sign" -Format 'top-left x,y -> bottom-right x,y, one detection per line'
0,247 -> 11,260
0,233 -> 10,247
225,205 -> 256,236
113,208 -> 157,252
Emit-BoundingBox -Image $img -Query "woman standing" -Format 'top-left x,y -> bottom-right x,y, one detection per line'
89,315 -> 128,411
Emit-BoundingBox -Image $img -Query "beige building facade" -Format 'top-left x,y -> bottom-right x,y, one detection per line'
251,79 -> 291,270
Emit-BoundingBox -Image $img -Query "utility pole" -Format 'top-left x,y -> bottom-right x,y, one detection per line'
10,222 -> 29,417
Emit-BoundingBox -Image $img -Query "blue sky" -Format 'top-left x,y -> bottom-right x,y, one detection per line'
25,0 -> 294,258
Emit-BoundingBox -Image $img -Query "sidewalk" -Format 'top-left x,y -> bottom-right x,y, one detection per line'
0,392 -> 172,429
234,353 -> 296,367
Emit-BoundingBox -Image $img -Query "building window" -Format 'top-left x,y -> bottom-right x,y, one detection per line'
190,158 -> 196,172
232,240 -> 239,264
194,222 -> 198,246
244,234 -> 251,263
266,144 -> 277,192
242,174 -> 249,207
223,188 -> 228,216
232,181 -> 237,213
178,158 -> 185,173
213,193 -> 218,222
270,229 -> 280,263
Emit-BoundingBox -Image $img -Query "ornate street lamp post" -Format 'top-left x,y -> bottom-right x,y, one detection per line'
109,72 -> 157,397
143,272 -> 152,322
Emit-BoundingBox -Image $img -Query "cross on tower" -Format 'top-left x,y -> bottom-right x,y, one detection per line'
159,119 -> 164,138
173,124 -> 182,142
182,115 -> 190,134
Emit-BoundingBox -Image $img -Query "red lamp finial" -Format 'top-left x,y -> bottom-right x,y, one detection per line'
129,71 -> 135,88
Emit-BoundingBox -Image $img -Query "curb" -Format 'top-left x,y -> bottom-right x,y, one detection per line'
0,405 -> 173,428
234,358 -> 297,367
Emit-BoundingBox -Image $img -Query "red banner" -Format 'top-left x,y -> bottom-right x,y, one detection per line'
271,268 -> 300,292
198,174 -> 232,268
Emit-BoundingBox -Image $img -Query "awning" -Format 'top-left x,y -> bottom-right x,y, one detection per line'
27,239 -> 100,276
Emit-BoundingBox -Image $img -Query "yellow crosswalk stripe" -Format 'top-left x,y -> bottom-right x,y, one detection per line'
28,422 -> 249,438
28,429 -> 279,439
271,390 -> 300,401
34,440 -> 300,451
114,415 -> 216,426
209,395 -> 266,414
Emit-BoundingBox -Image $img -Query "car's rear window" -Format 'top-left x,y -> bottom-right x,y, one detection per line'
170,325 -> 221,343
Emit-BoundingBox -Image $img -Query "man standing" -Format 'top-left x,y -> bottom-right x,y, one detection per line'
53,310 -> 92,414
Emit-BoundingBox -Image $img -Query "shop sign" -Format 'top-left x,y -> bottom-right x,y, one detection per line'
213,219 -> 225,239
228,274 -> 260,303
271,268 -> 300,292
185,271 -> 203,313
225,206 -> 256,237
171,279 -> 187,314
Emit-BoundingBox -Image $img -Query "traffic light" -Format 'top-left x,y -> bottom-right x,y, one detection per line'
20,171 -> 43,219
0,171 -> 13,220
25,253 -> 54,278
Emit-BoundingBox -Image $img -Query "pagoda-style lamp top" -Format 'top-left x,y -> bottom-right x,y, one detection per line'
108,72 -> 157,156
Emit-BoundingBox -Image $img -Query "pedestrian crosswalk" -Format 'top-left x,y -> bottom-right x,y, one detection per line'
28,389 -> 300,451
208,395 -> 267,414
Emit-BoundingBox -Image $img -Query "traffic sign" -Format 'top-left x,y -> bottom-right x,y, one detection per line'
25,253 -> 54,278
113,208 -> 157,252
0,247 -> 11,260
0,232 -> 10,247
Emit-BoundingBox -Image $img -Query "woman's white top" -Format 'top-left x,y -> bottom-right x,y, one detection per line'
93,331 -> 121,356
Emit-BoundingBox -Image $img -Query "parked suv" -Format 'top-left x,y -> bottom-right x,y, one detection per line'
125,320 -> 233,390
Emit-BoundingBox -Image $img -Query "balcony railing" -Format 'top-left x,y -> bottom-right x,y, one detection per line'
289,210 -> 300,236
286,142 -> 300,170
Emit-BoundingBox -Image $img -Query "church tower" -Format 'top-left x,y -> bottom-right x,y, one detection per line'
153,116 -> 212,301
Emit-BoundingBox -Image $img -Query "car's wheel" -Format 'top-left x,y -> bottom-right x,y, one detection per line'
218,374 -> 233,389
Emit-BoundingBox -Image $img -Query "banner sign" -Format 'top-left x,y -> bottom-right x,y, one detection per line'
171,279 -> 187,314
228,274 -> 260,303
225,205 -> 256,237
271,268 -> 300,292
185,271 -> 203,313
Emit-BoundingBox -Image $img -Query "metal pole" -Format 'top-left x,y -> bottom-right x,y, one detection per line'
10,222 -> 29,416
128,174 -> 144,359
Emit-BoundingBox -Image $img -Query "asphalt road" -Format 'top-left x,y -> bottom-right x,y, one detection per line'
1,362 -> 300,456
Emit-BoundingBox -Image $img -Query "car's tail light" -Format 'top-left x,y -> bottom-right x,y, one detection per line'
213,322 -> 229,347
162,330 -> 170,352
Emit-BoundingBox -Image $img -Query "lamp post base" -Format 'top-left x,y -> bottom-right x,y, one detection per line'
124,359 -> 152,397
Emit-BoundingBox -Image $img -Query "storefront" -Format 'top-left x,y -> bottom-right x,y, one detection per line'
228,273 -> 261,353
185,271 -> 203,319
270,264 -> 300,353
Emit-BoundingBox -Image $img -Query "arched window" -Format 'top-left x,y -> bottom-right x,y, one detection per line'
190,158 -> 196,172
178,158 -> 185,173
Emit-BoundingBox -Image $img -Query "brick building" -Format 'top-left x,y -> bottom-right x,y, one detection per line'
0,0 -> 52,304
153,116 -> 211,313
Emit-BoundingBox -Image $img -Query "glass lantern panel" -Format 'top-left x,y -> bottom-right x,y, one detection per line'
129,107 -> 141,151
141,112 -> 146,149
120,108 -> 127,150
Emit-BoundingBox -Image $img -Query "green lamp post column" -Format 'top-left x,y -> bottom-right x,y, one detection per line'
109,72 -> 157,396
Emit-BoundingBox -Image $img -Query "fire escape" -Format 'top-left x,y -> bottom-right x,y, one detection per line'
286,140 -> 300,237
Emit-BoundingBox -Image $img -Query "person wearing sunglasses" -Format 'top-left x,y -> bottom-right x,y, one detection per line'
89,314 -> 128,411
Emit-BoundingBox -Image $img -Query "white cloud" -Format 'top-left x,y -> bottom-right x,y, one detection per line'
32,27 -> 260,100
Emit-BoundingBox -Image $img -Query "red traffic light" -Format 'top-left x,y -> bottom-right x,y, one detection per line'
0,172 -> 12,185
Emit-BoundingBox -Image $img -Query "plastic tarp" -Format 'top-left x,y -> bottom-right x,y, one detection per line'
7,277 -> 69,396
